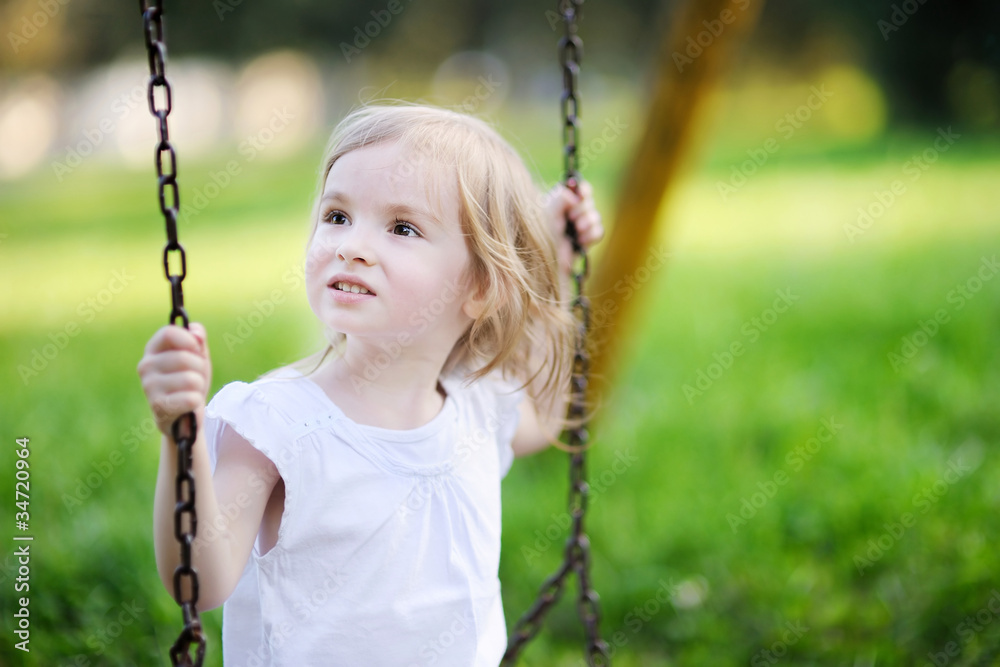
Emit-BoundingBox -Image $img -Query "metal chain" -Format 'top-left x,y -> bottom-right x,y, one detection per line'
139,2 -> 206,665
503,2 -> 610,665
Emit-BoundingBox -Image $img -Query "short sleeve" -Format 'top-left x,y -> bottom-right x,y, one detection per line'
478,373 -> 526,478
203,380 -> 292,474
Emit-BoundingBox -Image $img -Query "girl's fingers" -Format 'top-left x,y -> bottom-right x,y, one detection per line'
189,322 -> 209,357
138,343 -> 205,369
145,324 -> 203,356
137,323 -> 211,437
139,326 -> 210,378
546,185 -> 578,235
140,363 -> 209,431
140,349 -> 208,376
568,201 -> 599,226
547,179 -> 602,252
144,369 -> 208,398
142,371 -> 207,404
149,392 -> 204,428
138,325 -> 211,392
567,205 -> 603,247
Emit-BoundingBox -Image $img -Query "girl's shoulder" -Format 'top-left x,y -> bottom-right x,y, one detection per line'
256,364 -> 308,383
207,366 -> 318,431
441,366 -> 526,417
445,364 -> 524,392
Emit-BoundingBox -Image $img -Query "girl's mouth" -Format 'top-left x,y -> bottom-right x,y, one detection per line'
332,281 -> 372,295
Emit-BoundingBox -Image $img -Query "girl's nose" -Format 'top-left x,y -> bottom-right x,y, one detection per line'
335,224 -> 375,265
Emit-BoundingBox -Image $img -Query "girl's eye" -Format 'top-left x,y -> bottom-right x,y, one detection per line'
323,210 -> 348,225
392,220 -> 419,237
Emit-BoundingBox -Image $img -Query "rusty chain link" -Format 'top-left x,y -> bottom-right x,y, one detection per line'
503,1 -> 610,665
139,2 -> 206,665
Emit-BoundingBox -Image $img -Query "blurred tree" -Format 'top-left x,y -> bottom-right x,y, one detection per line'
0,0 -> 663,71
586,0 -> 765,395
750,0 -> 1000,126
2,0 -> 995,126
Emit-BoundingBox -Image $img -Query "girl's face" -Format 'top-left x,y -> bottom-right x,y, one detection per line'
306,140 -> 482,351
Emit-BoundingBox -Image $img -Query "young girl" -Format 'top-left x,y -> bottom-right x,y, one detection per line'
138,104 -> 603,666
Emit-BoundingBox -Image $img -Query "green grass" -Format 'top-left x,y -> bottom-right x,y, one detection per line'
2,132 -> 1000,666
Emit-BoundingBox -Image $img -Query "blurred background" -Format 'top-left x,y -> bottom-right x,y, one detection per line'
2,0 -> 999,664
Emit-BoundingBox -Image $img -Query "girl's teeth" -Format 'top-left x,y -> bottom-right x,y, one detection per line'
335,282 -> 369,294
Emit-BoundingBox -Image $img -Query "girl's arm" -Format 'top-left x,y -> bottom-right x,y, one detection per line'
140,323 -> 278,610
512,180 -> 603,457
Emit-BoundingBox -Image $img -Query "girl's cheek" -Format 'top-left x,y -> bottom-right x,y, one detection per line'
304,251 -> 320,278
304,250 -> 331,289
306,234 -> 338,266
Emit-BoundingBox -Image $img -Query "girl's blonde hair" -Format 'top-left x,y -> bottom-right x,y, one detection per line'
294,103 -> 576,426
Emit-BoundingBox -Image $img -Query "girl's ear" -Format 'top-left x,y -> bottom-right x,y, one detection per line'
461,287 -> 488,320
460,268 -> 490,320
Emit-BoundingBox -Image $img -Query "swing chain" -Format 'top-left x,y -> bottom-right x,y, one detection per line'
503,2 -> 610,665
140,2 -> 206,665
565,263 -> 608,665
559,0 -> 584,191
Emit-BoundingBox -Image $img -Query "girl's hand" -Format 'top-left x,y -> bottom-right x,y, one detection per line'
137,322 -> 212,437
545,179 -> 604,274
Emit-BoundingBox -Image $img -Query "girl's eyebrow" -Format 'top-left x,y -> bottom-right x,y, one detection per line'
319,190 -> 349,204
387,204 -> 442,227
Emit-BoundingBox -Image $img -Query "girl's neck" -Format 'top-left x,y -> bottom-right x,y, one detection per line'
310,340 -> 450,430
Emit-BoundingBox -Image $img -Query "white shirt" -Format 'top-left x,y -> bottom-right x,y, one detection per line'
204,367 -> 524,666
